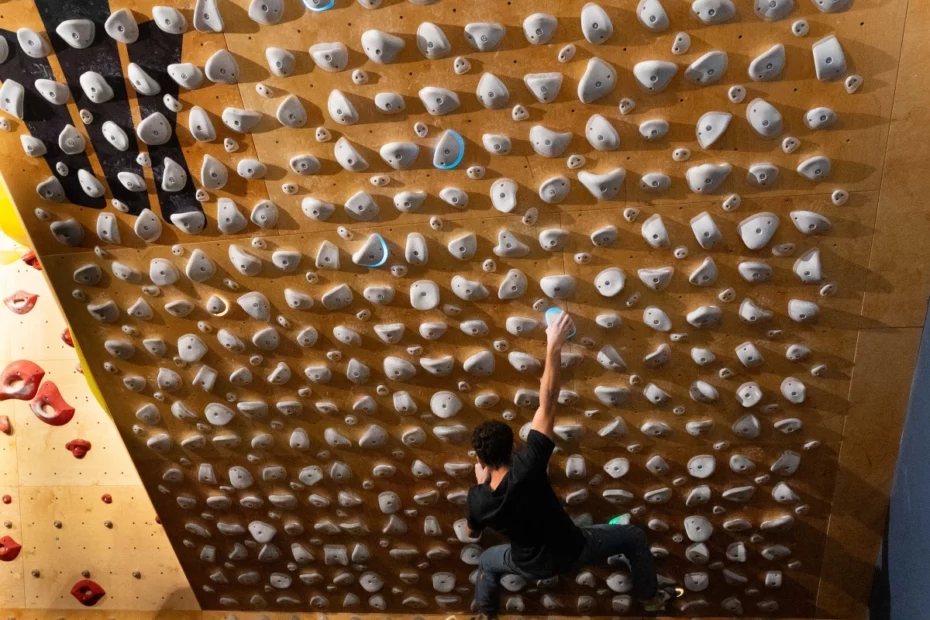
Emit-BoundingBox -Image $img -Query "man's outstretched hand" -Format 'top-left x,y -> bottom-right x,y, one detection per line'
474,462 -> 490,485
546,311 -> 575,349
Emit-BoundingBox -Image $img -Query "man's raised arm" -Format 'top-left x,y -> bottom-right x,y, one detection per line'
531,311 -> 575,438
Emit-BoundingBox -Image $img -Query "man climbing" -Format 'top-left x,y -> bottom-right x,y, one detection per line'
465,311 -> 670,617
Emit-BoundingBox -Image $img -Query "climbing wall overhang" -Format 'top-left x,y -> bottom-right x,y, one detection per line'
0,0 -> 924,616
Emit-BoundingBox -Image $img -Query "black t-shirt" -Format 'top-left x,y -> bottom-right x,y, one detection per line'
466,430 -> 585,574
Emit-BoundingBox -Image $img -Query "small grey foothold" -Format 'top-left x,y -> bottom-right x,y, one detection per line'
105,9 -> 139,44
558,44 -> 576,63
205,49 -> 239,84
577,57 -> 616,103
685,51 -> 728,85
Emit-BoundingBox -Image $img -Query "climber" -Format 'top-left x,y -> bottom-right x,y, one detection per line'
465,311 -> 670,617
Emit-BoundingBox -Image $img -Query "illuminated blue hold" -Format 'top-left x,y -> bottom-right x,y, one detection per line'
433,130 -> 465,170
303,0 -> 335,11
545,307 -> 576,339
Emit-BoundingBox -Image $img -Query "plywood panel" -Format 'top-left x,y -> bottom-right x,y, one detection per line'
0,0 -> 923,617
18,486 -> 197,610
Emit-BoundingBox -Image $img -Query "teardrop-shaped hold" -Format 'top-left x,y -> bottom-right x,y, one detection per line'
684,51 -> 728,85
34,78 -> 71,106
577,57 -> 616,103
188,106 -> 216,142
105,9 -> 139,44
200,155 -> 228,190
692,0 -> 736,24
464,22 -> 505,51
334,137 -> 369,172
538,176 -> 570,204
696,111 -> 732,148
747,162 -> 779,188
216,198 -> 247,234
290,154 -> 321,175
417,22 -> 452,59
161,157 -> 188,192
595,267 -> 626,297
805,106 -> 837,130
476,73 -> 510,109
137,112 -> 172,146
418,86 -> 460,115
153,6 -> 188,34
374,91 -> 404,114
205,49 -> 239,84
265,47 -> 295,77
812,35 -> 847,81
581,3 -> 614,44
277,95 -> 307,128
447,233 -> 477,261
345,191 -> 380,221
498,269 -> 528,300
633,60 -> 678,93
689,256 -> 718,286
787,299 -> 819,323
585,114 -> 620,151
749,44 -> 786,81
433,129 -> 465,169
540,275 -> 576,299
309,42 -> 348,72
79,71 -> 114,103
361,29 -> 405,64
738,212 -> 780,249
167,63 -> 204,90
77,168 -> 105,198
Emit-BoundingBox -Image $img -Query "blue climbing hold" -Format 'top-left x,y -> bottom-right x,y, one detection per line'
545,307 -> 576,339
303,0 -> 335,11
433,129 -> 465,170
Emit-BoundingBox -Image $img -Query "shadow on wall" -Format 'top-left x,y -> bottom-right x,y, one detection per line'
870,306 -> 930,620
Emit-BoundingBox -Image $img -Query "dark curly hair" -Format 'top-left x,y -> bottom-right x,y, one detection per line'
472,421 -> 514,468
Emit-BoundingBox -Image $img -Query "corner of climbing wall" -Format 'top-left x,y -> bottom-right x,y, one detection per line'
0,0 -> 920,616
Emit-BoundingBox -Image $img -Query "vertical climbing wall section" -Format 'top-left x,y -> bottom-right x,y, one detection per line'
0,0 -> 914,615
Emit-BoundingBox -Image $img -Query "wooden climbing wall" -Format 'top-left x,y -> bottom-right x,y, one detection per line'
0,230 -> 198,611
0,0 -> 927,617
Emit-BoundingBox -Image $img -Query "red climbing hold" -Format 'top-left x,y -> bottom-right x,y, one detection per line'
0,415 -> 10,435
0,360 -> 46,401
0,536 -> 22,562
101,494 -> 112,504
30,381 -> 75,426
1,495 -> 10,504
61,328 -> 74,347
65,439 -> 91,459
3,291 -> 38,315
21,250 -> 40,270
70,579 -> 106,606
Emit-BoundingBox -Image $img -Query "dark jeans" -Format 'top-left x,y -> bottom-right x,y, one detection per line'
474,524 -> 658,615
